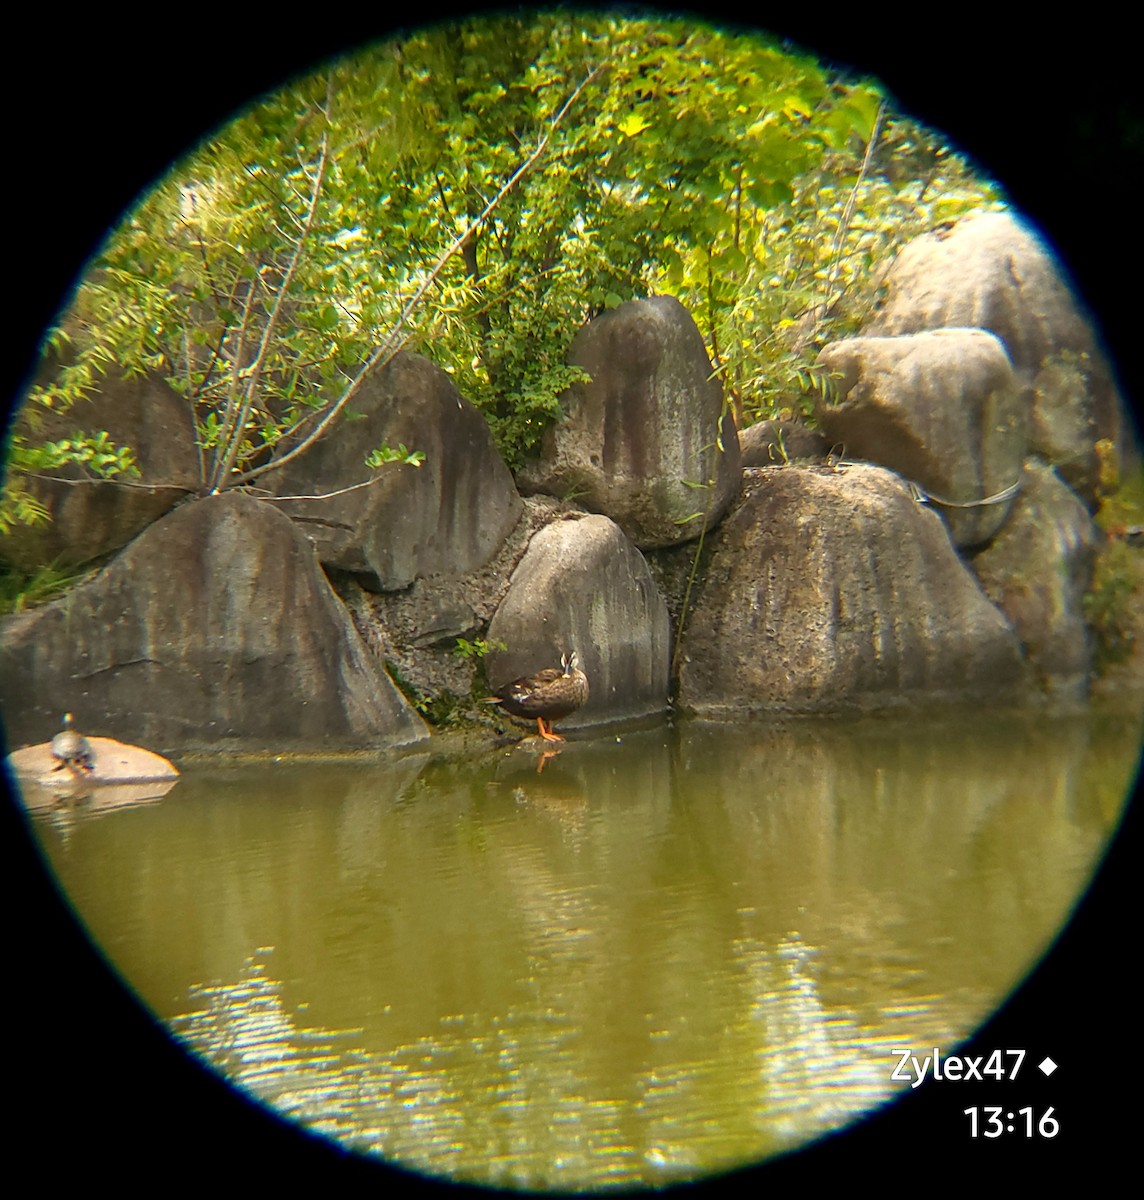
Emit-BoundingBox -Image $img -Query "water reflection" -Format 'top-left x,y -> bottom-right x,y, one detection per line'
28,708 -> 1140,1189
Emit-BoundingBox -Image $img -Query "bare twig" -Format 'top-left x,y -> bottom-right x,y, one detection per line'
207,279 -> 258,486
827,101 -> 885,281
227,59 -> 608,490
796,100 -> 886,351
209,78 -> 336,492
249,474 -> 397,503
22,471 -> 197,494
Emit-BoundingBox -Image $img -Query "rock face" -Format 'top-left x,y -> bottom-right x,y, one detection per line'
815,329 -> 1026,547
1028,350 -> 1116,499
0,493 -> 429,753
517,295 -> 740,547
678,464 -> 1029,716
864,210 -> 1129,502
969,460 -> 1098,699
264,350 -> 522,591
738,417 -> 829,467
485,514 -> 672,728
337,495 -> 572,714
1,371 -> 200,573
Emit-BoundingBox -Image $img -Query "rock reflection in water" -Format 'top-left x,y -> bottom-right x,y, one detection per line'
29,708 -> 1141,1189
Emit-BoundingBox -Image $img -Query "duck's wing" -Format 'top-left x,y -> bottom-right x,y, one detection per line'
504,667 -> 563,701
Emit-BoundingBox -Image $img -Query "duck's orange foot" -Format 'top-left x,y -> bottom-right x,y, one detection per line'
537,719 -> 565,742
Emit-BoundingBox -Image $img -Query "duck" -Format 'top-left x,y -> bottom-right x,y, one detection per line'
490,651 -> 589,742
50,712 -> 95,778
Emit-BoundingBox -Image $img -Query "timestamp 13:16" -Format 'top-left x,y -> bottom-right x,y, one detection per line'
965,1107 -> 1059,1138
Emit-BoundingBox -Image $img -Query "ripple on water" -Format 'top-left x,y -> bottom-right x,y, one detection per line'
31,710 -> 1141,1188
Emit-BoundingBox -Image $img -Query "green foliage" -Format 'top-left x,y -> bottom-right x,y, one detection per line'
658,107 -> 1004,423
1085,466 -> 1144,675
9,11 -> 1003,512
385,657 -> 478,727
364,443 -> 425,470
453,636 -> 507,661
1085,538 -> 1140,674
385,658 -> 433,717
768,425 -> 792,466
1,430 -> 140,533
0,561 -> 93,615
20,431 -> 140,479
0,478 -> 50,534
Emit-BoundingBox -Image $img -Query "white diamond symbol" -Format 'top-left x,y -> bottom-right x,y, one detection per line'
1039,1057 -> 1058,1076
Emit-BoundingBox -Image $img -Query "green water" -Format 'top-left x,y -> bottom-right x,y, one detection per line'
26,708 -> 1141,1189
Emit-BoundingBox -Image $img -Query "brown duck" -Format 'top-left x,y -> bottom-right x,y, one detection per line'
490,651 -> 589,742
50,712 -> 95,778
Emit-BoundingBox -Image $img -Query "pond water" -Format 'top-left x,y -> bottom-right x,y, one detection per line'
23,705 -> 1141,1190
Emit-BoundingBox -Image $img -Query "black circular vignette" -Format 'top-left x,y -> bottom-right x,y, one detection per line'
6,5 -> 1141,1191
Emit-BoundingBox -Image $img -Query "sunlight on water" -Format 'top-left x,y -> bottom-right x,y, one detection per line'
28,707 -> 1141,1189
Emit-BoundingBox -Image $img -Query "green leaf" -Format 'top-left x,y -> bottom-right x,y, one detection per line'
616,112 -> 652,138
365,442 -> 426,469
781,94 -> 813,120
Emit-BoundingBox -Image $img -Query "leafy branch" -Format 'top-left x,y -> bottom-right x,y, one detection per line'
5,15 -> 1002,547
794,98 -> 886,351
207,75 -> 336,491
226,59 -> 608,491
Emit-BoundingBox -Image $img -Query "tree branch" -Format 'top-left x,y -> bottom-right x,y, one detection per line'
209,78 -> 336,492
228,59 -> 609,489
796,100 -> 886,351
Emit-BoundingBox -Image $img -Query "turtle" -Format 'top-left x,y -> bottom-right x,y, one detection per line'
50,712 -> 95,778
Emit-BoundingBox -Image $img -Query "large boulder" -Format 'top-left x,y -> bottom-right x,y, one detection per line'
968,460 -> 1098,699
677,464 -> 1030,715
0,492 -> 429,754
264,350 -> 523,591
1,371 -> 200,573
485,514 -> 672,729
516,295 -> 740,547
864,210 -> 1131,502
814,329 -> 1026,548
